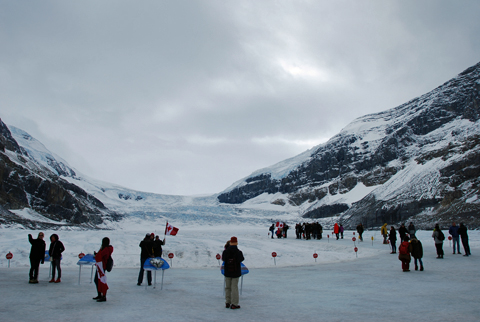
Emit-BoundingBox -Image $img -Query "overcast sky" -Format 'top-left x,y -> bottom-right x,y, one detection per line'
1,1 -> 479,196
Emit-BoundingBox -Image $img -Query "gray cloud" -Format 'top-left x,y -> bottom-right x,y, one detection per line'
1,0 -> 479,195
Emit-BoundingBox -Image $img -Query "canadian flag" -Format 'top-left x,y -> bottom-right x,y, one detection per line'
165,223 -> 179,236
276,222 -> 284,229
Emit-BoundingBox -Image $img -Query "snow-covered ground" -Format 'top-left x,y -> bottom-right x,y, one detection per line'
0,226 -> 478,321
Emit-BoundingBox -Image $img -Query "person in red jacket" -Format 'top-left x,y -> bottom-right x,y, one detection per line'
93,237 -> 114,302
334,223 -> 340,240
398,236 -> 412,272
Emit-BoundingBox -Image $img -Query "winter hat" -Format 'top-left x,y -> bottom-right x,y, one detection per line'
230,236 -> 238,246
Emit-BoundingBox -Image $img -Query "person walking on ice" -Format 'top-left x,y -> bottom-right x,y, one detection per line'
222,236 -> 245,310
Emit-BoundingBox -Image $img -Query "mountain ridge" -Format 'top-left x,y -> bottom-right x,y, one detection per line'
218,61 -> 480,228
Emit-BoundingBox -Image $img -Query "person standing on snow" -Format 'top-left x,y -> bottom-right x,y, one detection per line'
407,222 -> 416,238
153,235 -> 164,258
410,236 -> 424,271
448,222 -> 461,254
334,223 -> 340,240
283,223 -> 289,238
48,234 -> 65,283
222,236 -> 245,310
398,236 -> 412,272
389,226 -> 397,254
457,223 -> 471,256
398,223 -> 408,243
93,237 -> 114,302
432,224 -> 444,259
356,223 -> 364,241
28,232 -> 46,284
137,233 -> 154,286
381,223 -> 388,244
339,224 -> 344,239
269,224 -> 275,239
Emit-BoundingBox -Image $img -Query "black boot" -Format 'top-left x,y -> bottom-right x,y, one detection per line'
420,266 -> 424,271
93,292 -> 101,300
97,296 -> 107,302
415,265 -> 418,271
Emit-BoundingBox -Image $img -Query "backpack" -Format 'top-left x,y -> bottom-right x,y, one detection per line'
225,257 -> 236,273
106,255 -> 114,272
437,230 -> 445,241
399,242 -> 409,255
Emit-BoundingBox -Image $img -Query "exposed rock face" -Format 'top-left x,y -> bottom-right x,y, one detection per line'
218,62 -> 480,228
0,119 -> 119,228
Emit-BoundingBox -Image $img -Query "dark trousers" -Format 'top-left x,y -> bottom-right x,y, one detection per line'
137,257 -> 152,284
29,258 -> 41,280
461,237 -> 471,255
390,241 -> 396,253
51,259 -> 61,279
435,243 -> 444,257
94,272 -> 108,296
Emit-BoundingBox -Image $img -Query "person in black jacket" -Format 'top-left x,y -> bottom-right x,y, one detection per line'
28,232 -> 46,283
153,235 -> 164,258
410,236 -> 424,271
48,234 -> 65,283
222,236 -> 245,310
458,223 -> 471,256
398,223 -> 408,242
137,233 -> 154,286
356,223 -> 364,241
389,226 -> 397,254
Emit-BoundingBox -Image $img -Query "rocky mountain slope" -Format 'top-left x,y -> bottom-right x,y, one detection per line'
0,121 -> 120,228
218,62 -> 480,229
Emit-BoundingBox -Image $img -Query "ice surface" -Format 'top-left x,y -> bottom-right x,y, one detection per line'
0,227 -> 478,322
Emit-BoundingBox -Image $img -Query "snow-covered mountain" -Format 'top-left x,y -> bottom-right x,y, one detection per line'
0,121 -> 123,228
218,62 -> 480,229
0,121 -> 295,229
2,62 -> 479,229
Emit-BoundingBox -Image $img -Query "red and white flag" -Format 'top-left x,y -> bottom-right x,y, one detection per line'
165,223 -> 179,236
276,222 -> 284,229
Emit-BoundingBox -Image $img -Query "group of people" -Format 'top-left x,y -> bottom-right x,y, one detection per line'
432,222 -> 471,258
269,223 -> 290,239
28,232 -> 113,302
137,233 -> 165,286
28,233 -> 64,284
281,222 -> 365,242
293,222 -> 323,240
26,220 -> 472,307
382,221 -> 472,272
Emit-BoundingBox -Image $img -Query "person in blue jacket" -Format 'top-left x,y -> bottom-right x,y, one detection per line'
448,222 -> 461,254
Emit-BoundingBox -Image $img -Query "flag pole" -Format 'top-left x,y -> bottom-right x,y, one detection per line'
163,221 -> 168,245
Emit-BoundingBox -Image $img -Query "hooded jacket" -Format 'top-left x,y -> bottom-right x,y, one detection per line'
381,224 -> 388,235
49,234 -> 65,260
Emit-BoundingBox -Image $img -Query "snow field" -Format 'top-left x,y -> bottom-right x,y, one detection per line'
0,227 -> 479,321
